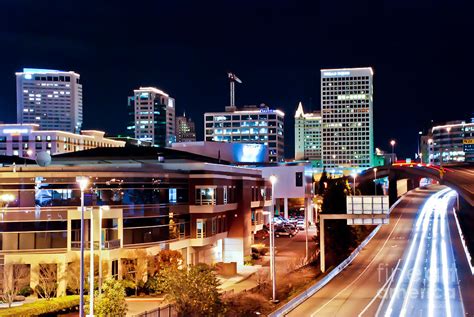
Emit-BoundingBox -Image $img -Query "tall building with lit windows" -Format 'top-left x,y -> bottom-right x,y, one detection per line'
204,104 -> 285,162
294,102 -> 322,166
320,67 -> 374,171
16,68 -> 83,133
176,113 -> 196,143
128,87 -> 176,147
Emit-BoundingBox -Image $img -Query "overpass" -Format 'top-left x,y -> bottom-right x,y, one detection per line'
356,162 -> 474,206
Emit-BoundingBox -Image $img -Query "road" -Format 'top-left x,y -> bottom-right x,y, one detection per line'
286,186 -> 468,317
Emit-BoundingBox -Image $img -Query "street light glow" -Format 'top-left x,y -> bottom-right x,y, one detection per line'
0,193 -> 15,203
390,140 -> 396,146
76,176 -> 89,191
269,175 -> 277,185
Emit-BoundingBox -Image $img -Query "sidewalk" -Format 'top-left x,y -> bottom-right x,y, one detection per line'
218,264 -> 261,293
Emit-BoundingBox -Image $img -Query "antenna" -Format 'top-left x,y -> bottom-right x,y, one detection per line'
226,72 -> 242,112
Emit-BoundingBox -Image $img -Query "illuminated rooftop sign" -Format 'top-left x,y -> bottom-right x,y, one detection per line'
323,71 -> 351,76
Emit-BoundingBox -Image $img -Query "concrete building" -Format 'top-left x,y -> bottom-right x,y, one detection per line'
16,68 -> 83,133
0,124 -> 125,158
419,134 -> 435,164
260,163 -> 314,222
204,104 -> 285,162
321,67 -> 374,172
172,141 -> 268,163
294,102 -> 322,166
127,87 -> 176,147
0,147 -> 271,296
176,113 -> 196,143
432,120 -> 474,164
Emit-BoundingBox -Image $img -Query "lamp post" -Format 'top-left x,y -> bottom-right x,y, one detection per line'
269,175 -> 278,303
390,140 -> 396,164
98,206 -> 109,294
351,172 -> 358,196
90,206 -> 94,316
445,127 -> 452,163
373,168 -> 378,195
76,176 -> 89,317
417,131 -> 422,163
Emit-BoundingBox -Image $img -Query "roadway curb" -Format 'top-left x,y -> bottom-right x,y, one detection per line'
269,196 -> 405,317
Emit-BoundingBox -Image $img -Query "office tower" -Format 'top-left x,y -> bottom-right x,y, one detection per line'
16,68 -> 83,133
432,120 -> 474,163
128,87 -> 175,147
294,102 -> 322,166
321,67 -> 374,171
204,104 -> 285,162
176,113 -> 196,142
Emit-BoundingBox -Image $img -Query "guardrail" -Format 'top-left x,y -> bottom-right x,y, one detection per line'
269,194 -> 406,316
71,239 -> 121,250
134,304 -> 177,317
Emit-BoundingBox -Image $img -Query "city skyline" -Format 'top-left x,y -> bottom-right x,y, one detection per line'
1,1 -> 473,159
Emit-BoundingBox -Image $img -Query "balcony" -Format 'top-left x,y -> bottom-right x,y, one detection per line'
189,203 -> 237,214
71,239 -> 121,250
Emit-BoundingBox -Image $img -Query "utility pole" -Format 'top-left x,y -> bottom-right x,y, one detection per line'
226,73 -> 242,112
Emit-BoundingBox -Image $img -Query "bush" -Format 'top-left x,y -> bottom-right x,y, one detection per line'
92,278 -> 127,316
224,292 -> 271,316
17,286 -> 34,297
0,295 -> 79,317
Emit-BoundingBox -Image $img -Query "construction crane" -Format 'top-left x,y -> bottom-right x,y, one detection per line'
228,72 -> 242,110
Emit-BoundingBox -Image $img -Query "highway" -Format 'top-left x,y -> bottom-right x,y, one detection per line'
286,186 -> 467,317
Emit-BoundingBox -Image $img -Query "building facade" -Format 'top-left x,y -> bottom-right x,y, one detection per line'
0,147 -> 271,296
176,114 -> 196,143
294,102 -> 322,166
321,67 -> 374,171
127,87 -> 176,147
0,124 -> 125,158
16,68 -> 83,133
204,105 -> 285,162
432,120 -> 474,164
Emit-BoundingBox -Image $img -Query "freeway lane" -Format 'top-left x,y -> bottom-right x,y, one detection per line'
287,187 -> 442,317
380,188 -> 464,317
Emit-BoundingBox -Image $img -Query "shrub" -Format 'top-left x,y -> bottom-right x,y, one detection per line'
92,278 -> 127,316
223,292 -> 271,316
17,286 -> 34,297
0,295 -> 79,317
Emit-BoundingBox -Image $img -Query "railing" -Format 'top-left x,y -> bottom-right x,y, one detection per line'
134,304 -> 177,317
71,239 -> 121,250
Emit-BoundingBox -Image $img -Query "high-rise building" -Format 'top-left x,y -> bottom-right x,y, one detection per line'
321,67 -> 374,171
176,113 -> 196,142
127,87 -> 175,147
432,120 -> 474,164
204,104 -> 285,162
294,102 -> 322,166
16,68 -> 83,133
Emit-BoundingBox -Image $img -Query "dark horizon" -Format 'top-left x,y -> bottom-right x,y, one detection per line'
1,0 -> 473,159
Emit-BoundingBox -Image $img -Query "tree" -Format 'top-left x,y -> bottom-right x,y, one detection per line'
67,255 -> 108,295
121,250 -> 148,296
36,263 -> 58,300
93,278 -> 127,316
1,263 -> 30,307
163,264 -> 224,317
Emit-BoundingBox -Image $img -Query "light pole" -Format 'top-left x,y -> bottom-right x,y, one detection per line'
390,140 -> 396,164
76,176 -> 89,317
428,138 -> 433,165
98,205 -> 108,294
351,172 -> 358,196
417,131 -> 422,163
269,175 -> 278,303
90,206 -> 94,316
445,126 -> 452,163
373,168 -> 378,195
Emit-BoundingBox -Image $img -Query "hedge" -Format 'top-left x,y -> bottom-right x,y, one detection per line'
0,295 -> 79,317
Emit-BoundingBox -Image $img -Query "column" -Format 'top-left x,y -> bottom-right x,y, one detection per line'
284,198 -> 289,219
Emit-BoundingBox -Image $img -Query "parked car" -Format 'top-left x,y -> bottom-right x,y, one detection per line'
274,226 -> 296,238
282,223 -> 298,232
255,228 -> 269,240
296,220 -> 305,230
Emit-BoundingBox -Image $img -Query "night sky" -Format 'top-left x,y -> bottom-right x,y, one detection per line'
0,0 -> 472,159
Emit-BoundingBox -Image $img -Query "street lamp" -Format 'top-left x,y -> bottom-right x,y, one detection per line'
76,176 -> 89,317
373,168 -> 378,195
428,138 -> 433,164
417,131 -> 422,163
351,172 -> 358,196
268,175 -> 278,303
390,140 -> 396,164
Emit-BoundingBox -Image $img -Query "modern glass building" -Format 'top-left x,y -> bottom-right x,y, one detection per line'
320,67 -> 374,171
127,87 -> 176,147
204,105 -> 285,162
175,113 -> 196,143
0,147 -> 270,296
294,102 -> 322,166
16,68 -> 83,133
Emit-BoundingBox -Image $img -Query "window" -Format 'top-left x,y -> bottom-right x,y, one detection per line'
169,188 -> 177,203
223,186 -> 228,204
212,217 -> 217,235
196,219 -> 205,238
111,260 -> 119,279
195,187 -> 216,205
296,172 -> 303,187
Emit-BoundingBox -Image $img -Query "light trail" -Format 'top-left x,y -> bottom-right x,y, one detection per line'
382,188 -> 464,317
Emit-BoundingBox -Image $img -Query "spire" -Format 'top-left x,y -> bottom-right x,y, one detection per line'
294,102 -> 305,118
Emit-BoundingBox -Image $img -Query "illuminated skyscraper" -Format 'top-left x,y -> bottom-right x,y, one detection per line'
176,113 -> 196,142
294,102 -> 322,166
128,87 -> 175,147
321,67 -> 374,171
16,68 -> 83,133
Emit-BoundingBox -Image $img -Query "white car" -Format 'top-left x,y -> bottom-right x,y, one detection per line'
296,220 -> 305,230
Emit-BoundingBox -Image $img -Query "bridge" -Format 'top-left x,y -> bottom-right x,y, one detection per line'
357,162 -> 474,206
